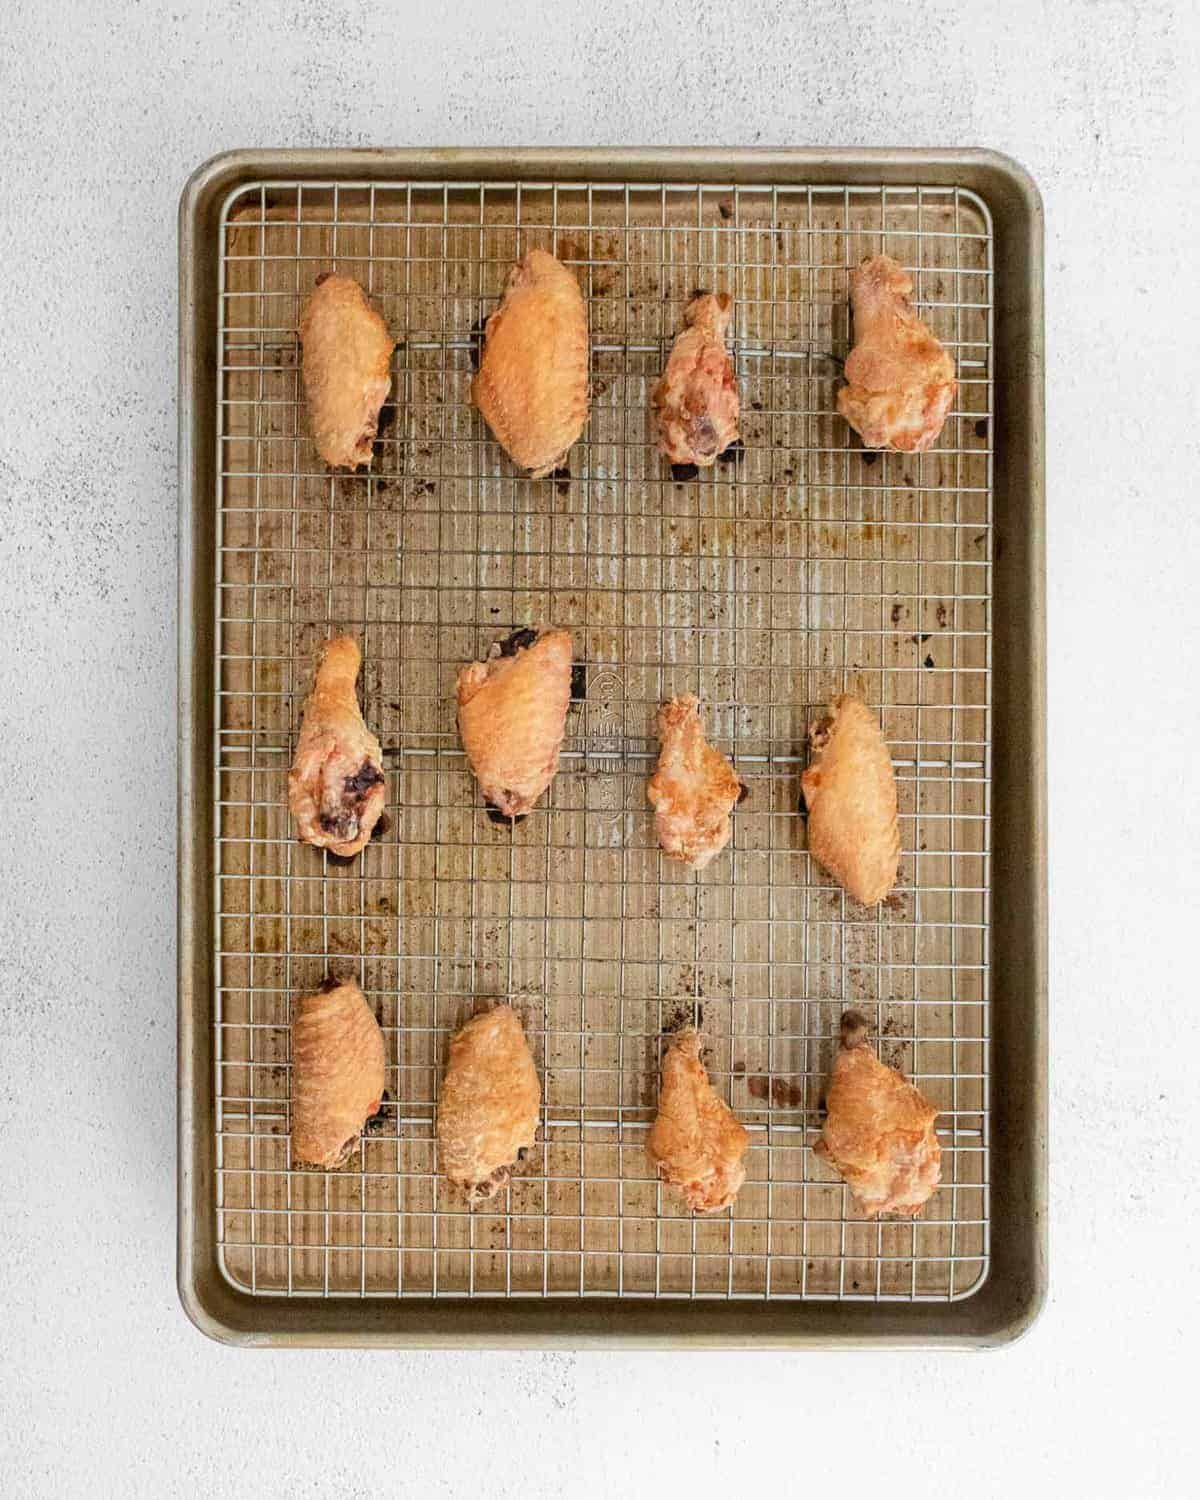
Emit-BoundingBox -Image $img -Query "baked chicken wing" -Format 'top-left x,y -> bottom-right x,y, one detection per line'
288,635 -> 386,858
801,692 -> 899,905
299,273 -> 395,468
651,291 -> 739,468
647,1028 -> 749,1213
291,978 -> 386,1169
437,1004 -> 541,1202
456,627 -> 573,819
646,694 -> 744,870
472,249 -> 589,477
815,1011 -> 941,1216
837,255 -> 956,453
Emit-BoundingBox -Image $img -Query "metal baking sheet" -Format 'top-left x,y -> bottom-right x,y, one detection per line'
179,148 -> 1046,1346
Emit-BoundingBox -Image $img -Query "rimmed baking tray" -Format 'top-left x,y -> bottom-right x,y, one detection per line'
179,148 -> 1045,1346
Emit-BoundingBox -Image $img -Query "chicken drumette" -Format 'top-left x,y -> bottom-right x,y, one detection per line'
651,291 -> 739,470
437,1004 -> 542,1203
456,627 -> 573,820
288,635 -> 386,858
646,695 -> 744,870
647,1028 -> 749,1213
815,1011 -> 941,1217
837,255 -> 956,453
472,248 -> 589,477
299,273 -> 395,469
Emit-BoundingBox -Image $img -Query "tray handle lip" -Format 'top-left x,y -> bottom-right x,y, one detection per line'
172,1270 -> 1048,1350
952,146 -> 1044,216
178,143 -> 1048,196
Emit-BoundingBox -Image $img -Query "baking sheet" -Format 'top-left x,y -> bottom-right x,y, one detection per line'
179,148 -> 1044,1345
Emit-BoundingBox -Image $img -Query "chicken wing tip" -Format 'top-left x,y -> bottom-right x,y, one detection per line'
317,973 -> 353,995
853,252 -> 912,289
829,688 -> 870,714
457,999 -> 523,1033
318,632 -> 361,666
839,1010 -> 871,1048
811,690 -> 868,742
665,1024 -> 704,1056
682,287 -> 732,324
656,691 -> 700,725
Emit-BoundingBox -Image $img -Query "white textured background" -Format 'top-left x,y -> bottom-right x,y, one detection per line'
2,2 -> 1197,1495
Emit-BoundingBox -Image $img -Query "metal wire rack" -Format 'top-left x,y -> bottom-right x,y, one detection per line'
213,176 -> 992,1301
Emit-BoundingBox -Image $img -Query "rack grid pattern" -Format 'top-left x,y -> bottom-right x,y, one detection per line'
214,177 -> 992,1300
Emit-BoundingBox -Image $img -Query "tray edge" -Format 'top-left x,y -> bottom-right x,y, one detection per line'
177,145 -> 1046,1350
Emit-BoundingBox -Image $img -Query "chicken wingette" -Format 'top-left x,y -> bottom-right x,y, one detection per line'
456,628 -> 573,819
801,692 -> 900,905
472,249 -> 589,477
437,1005 -> 541,1202
291,978 -> 386,1169
647,1028 -> 749,1213
299,273 -> 395,468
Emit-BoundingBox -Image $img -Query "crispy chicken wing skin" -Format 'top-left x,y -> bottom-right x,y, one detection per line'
801,692 -> 899,905
288,635 -> 386,858
299,273 -> 395,468
437,1005 -> 542,1202
647,1028 -> 749,1213
651,292 -> 740,467
646,695 -> 744,870
837,255 -> 956,453
456,627 -> 573,819
815,1011 -> 941,1216
471,249 -> 589,477
291,979 -> 386,1169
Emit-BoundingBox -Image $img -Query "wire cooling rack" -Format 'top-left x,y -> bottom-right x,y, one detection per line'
213,178 -> 992,1301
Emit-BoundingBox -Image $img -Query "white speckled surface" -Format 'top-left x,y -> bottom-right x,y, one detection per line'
1,1 -> 1198,1494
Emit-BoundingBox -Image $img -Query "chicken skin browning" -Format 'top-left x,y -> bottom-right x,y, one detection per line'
651,291 -> 740,468
299,273 -> 395,468
646,695 -> 744,870
815,1011 -> 941,1216
801,692 -> 900,905
456,628 -> 573,819
472,249 -> 589,477
288,635 -> 386,858
437,1005 -> 542,1202
291,979 -> 386,1169
837,255 -> 956,453
647,1028 -> 749,1213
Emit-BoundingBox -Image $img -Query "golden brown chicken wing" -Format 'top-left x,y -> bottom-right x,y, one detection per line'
801,692 -> 899,905
288,635 -> 386,858
437,1004 -> 541,1202
646,695 -> 745,870
651,291 -> 740,470
837,255 -> 957,453
456,627 -> 573,819
299,273 -> 395,468
646,1028 -> 749,1213
472,249 -> 589,477
291,978 -> 386,1169
815,1011 -> 941,1216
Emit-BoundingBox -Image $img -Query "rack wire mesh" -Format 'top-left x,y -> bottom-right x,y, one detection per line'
213,177 -> 992,1301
